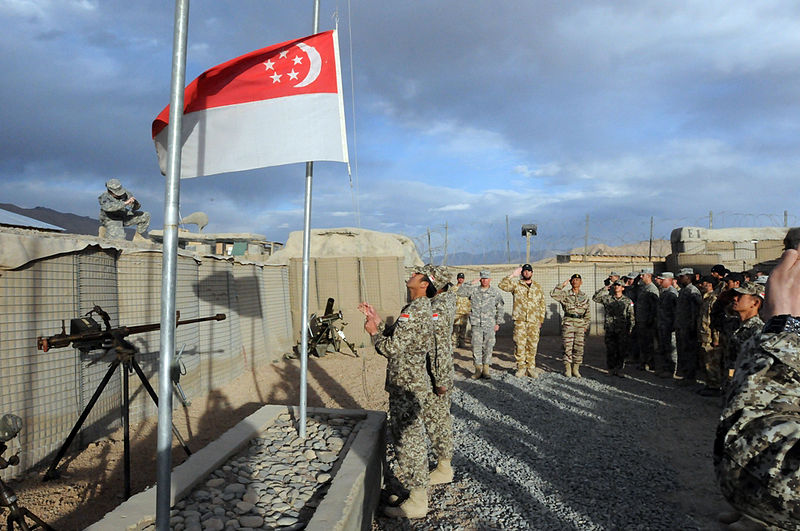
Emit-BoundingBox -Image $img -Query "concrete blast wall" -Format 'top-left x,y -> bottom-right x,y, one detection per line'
0,246 -> 293,480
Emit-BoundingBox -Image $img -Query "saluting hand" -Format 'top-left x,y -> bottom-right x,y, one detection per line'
765,242 -> 800,318
512,267 -> 522,277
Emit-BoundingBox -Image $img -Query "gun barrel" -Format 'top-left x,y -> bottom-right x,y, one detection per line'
36,313 -> 227,352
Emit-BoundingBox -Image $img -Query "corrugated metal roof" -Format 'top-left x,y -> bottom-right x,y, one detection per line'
0,208 -> 64,231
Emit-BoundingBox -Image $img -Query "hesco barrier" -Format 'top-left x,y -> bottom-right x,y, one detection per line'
0,245 -> 293,480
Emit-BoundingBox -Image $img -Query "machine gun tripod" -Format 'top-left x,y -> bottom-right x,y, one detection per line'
1,414 -> 55,530
36,306 -> 226,499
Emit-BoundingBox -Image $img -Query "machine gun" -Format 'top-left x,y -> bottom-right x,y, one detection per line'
37,305 -> 226,355
301,298 -> 358,358
36,306 -> 226,500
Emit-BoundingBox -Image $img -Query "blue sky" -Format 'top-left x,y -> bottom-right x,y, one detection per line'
1,1 -> 798,260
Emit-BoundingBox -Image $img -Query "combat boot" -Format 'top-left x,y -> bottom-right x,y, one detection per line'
470,365 -> 482,380
526,366 -> 539,378
481,364 -> 491,379
515,366 -> 526,377
384,487 -> 428,519
571,363 -> 582,378
564,361 -> 572,377
429,459 -> 454,485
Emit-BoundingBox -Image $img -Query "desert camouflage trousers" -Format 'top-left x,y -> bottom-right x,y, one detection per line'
452,316 -> 469,348
604,331 -> 629,371
471,325 -> 496,366
387,389 -> 428,490
100,210 -> 150,240
699,343 -> 724,389
512,321 -> 541,368
561,318 -> 588,364
422,391 -> 453,461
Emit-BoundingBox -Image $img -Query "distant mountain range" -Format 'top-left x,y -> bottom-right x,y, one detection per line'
0,202 -> 103,236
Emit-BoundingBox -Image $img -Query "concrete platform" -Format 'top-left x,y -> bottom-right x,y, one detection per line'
85,405 -> 385,531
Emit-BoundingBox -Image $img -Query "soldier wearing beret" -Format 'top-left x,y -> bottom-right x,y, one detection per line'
551,273 -> 591,377
499,264 -> 546,378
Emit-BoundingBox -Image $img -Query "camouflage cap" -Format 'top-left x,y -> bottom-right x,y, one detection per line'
677,267 -> 694,276
754,275 -> 768,286
106,178 -> 125,194
612,279 -> 625,287
609,271 -> 621,277
415,264 -> 439,287
640,267 -> 654,275
733,281 -> 765,299
430,266 -> 453,290
658,272 -> 674,279
479,270 -> 491,279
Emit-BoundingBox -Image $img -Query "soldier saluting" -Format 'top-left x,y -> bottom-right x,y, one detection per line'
551,274 -> 591,377
499,264 -> 546,378
593,279 -> 635,376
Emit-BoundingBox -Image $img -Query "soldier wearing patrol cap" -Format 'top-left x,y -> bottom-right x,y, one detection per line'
551,273 -> 591,377
675,267 -> 702,383
499,264 -> 546,378
451,272 -> 471,348
98,178 -> 151,241
635,268 -> 659,371
593,279 -> 635,376
457,270 -> 504,379
726,281 -> 765,374
654,272 -> 678,377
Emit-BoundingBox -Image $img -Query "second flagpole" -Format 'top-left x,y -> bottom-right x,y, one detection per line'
299,0 -> 321,439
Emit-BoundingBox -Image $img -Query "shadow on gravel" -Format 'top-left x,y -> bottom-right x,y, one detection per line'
444,374 -> 694,530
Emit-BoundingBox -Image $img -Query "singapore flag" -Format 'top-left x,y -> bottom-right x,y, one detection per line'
152,30 -> 348,179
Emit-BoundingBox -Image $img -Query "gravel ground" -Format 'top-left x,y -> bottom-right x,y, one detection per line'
374,336 -> 729,530
6,334 -> 729,530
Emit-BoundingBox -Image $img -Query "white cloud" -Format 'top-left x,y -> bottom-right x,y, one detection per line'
430,203 -> 470,212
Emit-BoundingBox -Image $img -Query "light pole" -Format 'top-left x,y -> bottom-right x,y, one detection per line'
521,224 -> 537,264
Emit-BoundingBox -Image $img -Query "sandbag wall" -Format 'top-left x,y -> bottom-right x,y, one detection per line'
0,246 -> 293,479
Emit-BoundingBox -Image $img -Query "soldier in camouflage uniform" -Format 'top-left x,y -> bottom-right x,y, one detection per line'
654,272 -> 679,377
551,274 -> 591,377
726,282 -> 765,373
593,280 -> 635,376
451,273 -> 471,348
635,270 -> 659,371
421,265 -> 456,486
675,268 -> 702,382
359,267 -> 434,519
98,178 -> 150,241
498,264 -> 546,378
457,270 -> 504,379
697,276 -> 724,396
714,243 -> 800,530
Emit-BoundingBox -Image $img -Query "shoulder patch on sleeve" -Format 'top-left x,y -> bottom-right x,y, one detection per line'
397,313 -> 411,322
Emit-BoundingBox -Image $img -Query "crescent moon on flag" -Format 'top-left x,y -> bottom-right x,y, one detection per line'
294,42 -> 321,88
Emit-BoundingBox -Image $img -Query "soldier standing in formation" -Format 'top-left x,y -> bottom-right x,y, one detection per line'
98,178 -> 150,241
359,267 -> 435,519
551,274 -> 591,377
422,265 -> 456,487
697,275 -> 724,396
714,241 -> 800,530
498,264 -> 546,378
726,282 -> 765,375
593,279 -> 635,376
654,272 -> 679,377
457,270 -> 504,379
451,273 -> 471,348
635,269 -> 660,371
675,268 -> 702,383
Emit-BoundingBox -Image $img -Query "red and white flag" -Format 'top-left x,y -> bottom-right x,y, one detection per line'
152,30 -> 348,179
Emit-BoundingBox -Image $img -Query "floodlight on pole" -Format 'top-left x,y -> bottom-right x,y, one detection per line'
521,224 -> 537,264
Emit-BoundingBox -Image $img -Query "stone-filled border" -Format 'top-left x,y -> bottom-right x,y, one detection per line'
85,405 -> 385,531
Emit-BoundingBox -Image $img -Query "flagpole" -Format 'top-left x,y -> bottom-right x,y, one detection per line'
299,0 -> 321,439
157,1 -> 190,529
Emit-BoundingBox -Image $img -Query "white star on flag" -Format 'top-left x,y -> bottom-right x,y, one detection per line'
292,55 -> 303,65
287,69 -> 299,80
263,59 -> 274,71
270,72 -> 282,83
